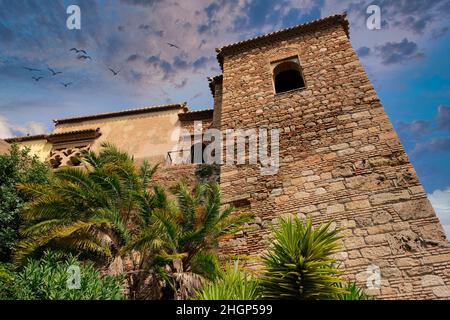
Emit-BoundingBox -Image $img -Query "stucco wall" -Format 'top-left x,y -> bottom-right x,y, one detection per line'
13,139 -> 52,162
53,108 -> 183,164
0,139 -> 10,155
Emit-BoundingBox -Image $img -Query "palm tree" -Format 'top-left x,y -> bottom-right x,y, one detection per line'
261,217 -> 346,300
14,143 -> 158,265
123,182 -> 255,299
15,143 -> 253,299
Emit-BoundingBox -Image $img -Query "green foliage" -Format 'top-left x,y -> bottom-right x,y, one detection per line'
16,143 -> 161,263
0,144 -> 50,262
13,143 -> 250,299
125,181 -> 254,298
261,217 -> 345,300
190,251 -> 221,281
334,282 -> 374,300
195,219 -> 372,301
195,262 -> 260,300
15,143 -> 159,265
2,251 -> 124,300
0,263 -> 15,299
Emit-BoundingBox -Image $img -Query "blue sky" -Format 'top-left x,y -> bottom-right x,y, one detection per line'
0,0 -> 449,232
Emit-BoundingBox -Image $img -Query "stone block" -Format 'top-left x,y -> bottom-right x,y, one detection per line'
369,191 -> 411,205
392,199 -> 436,221
421,275 -> 445,287
360,246 -> 391,258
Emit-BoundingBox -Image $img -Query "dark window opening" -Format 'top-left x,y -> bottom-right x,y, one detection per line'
273,60 -> 305,94
191,143 -> 206,164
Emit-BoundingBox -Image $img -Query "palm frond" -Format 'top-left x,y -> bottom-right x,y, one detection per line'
140,160 -> 159,189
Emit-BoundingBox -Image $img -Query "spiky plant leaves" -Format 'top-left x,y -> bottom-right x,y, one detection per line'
125,181 -> 254,299
333,282 -> 374,300
190,251 -> 220,281
261,217 -> 345,300
140,160 -> 159,189
195,262 -> 260,300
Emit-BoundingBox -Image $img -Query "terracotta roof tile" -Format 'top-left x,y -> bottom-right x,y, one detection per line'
178,109 -> 214,121
4,129 -> 101,144
53,103 -> 188,125
4,134 -> 48,143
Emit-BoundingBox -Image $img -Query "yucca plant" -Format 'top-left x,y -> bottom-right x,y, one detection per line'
14,143 -> 158,265
124,181 -> 255,299
334,282 -> 374,300
195,261 -> 260,300
261,217 -> 345,300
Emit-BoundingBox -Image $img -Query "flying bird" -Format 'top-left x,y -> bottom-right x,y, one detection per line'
70,48 -> 87,55
23,67 -> 41,72
166,42 -> 180,49
32,76 -> 43,82
61,82 -> 72,88
48,68 -> 62,76
77,55 -> 92,60
108,67 -> 121,76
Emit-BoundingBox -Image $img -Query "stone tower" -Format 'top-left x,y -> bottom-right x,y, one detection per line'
210,13 -> 450,299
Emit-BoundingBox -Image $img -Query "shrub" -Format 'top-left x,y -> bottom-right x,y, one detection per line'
261,217 -> 345,300
3,251 -> 124,300
0,144 -> 50,262
334,282 -> 374,300
195,262 -> 260,300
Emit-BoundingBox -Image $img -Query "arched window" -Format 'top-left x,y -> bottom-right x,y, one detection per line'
272,57 -> 305,94
191,143 -> 206,164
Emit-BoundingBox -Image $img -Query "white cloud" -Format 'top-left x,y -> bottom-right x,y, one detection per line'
0,115 -> 47,139
428,187 -> 450,238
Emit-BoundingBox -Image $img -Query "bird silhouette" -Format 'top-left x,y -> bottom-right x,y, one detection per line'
32,76 -> 43,82
48,68 -> 62,76
108,67 -> 121,76
77,55 -> 92,60
166,42 -> 180,49
70,48 -> 87,55
61,82 -> 72,88
23,67 -> 41,72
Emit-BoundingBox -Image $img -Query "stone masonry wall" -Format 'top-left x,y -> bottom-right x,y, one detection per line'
216,21 -> 450,299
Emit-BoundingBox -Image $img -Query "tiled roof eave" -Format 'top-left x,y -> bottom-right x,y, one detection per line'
53,103 -> 188,125
4,134 -> 48,143
46,128 -> 101,143
4,129 -> 101,144
178,109 -> 214,121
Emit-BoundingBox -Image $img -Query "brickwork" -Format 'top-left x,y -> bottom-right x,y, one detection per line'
153,163 -> 219,189
214,15 -> 450,299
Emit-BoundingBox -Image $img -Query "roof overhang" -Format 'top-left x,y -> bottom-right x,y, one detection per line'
46,128 -> 101,144
53,103 -> 188,125
178,109 -> 214,121
4,134 -> 48,143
